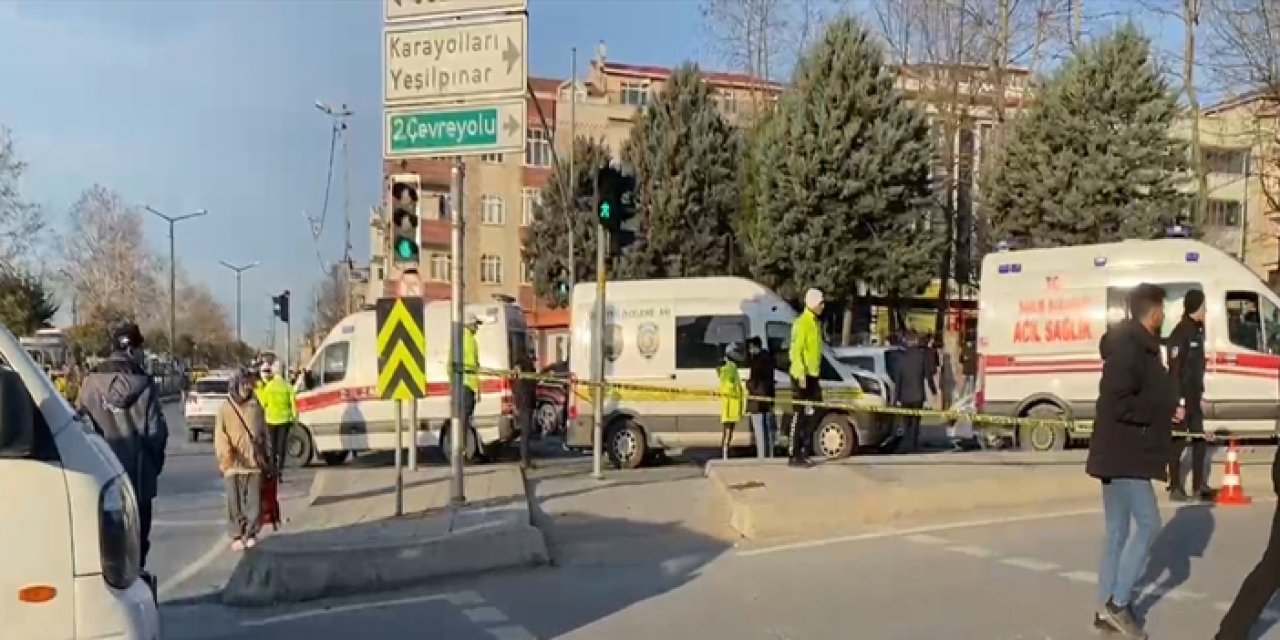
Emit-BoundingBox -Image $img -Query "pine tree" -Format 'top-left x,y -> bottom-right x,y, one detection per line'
522,137 -> 611,307
619,63 -> 741,278
751,17 -> 937,306
0,266 -> 56,336
982,25 -> 1189,247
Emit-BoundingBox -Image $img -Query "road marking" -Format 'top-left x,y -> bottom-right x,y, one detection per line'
999,557 -> 1059,572
488,626 -> 538,640
905,533 -> 951,545
241,592 -> 455,627
446,590 -> 487,607
1059,570 -> 1098,584
153,519 -> 224,527
463,606 -> 509,624
948,545 -> 996,558
157,535 -> 228,597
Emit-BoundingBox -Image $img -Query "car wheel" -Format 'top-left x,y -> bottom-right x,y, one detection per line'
1019,404 -> 1068,452
440,425 -> 481,464
285,425 -> 315,467
606,418 -> 648,469
535,401 -> 560,437
812,413 -> 857,460
320,450 -> 350,466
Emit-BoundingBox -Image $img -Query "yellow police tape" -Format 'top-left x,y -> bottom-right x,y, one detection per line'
471,367 -> 1235,441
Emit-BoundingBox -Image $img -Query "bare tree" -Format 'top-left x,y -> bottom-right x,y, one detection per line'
0,127 -> 47,268
176,277 -> 235,345
62,186 -> 162,326
306,262 -> 348,344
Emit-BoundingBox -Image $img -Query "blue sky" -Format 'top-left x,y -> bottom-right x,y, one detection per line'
0,0 -> 1180,349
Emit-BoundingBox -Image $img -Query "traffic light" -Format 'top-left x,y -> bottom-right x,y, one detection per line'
272,291 -> 291,323
388,174 -> 421,266
594,166 -> 638,253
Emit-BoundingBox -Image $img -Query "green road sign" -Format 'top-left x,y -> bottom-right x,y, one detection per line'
384,100 -> 526,159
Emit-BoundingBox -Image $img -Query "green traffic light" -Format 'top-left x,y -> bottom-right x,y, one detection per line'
395,238 -> 417,260
599,202 -> 611,220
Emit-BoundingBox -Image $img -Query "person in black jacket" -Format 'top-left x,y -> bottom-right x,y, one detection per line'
1216,447 -> 1280,639
892,331 -> 937,453
1166,288 -> 1216,502
513,349 -> 537,470
1086,284 -> 1178,640
745,337 -> 777,458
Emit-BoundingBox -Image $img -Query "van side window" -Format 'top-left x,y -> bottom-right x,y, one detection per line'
819,356 -> 843,382
319,342 -> 350,385
765,321 -> 790,354
675,314 -> 748,370
1225,291 -> 1280,354
1106,282 -> 1202,336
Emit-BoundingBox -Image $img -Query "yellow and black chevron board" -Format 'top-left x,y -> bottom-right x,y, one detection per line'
375,296 -> 426,400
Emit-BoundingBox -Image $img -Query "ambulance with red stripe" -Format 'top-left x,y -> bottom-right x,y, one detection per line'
292,297 -> 530,466
977,237 -> 1280,451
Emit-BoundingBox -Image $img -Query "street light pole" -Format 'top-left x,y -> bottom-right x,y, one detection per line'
145,206 -> 207,352
316,100 -> 355,313
218,261 -> 260,345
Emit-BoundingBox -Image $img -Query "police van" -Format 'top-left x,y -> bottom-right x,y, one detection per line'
565,277 -> 893,467
293,297 -> 531,466
0,323 -> 160,639
977,237 -> 1280,451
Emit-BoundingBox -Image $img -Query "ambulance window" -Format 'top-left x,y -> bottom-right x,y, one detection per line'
1226,291 -> 1269,353
675,314 -> 748,369
319,342 -> 350,385
1107,282 -> 1201,336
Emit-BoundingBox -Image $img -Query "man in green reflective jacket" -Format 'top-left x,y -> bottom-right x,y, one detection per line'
788,288 -> 825,468
259,361 -> 297,476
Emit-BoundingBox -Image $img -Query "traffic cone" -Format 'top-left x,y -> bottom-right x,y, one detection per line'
1216,438 -> 1253,506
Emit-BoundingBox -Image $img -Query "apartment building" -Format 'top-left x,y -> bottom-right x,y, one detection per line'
1171,93 -> 1279,284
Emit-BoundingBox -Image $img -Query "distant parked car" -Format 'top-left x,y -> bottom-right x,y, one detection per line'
832,345 -> 903,404
184,374 -> 231,442
534,361 -> 570,436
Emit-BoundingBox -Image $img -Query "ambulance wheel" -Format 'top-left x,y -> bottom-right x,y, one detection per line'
286,425 -> 315,467
320,451 -> 350,466
813,413 -> 857,460
606,419 -> 647,470
440,426 -> 480,464
1019,404 -> 1068,452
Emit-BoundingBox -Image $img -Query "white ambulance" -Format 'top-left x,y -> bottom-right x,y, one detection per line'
292,297 -> 532,466
0,323 -> 161,639
565,277 -> 894,468
977,237 -> 1280,451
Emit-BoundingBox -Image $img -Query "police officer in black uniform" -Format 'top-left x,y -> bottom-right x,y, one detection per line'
1166,289 -> 1217,502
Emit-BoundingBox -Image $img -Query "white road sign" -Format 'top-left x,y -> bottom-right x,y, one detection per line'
384,15 -> 528,105
385,0 -> 527,23
384,99 -> 527,158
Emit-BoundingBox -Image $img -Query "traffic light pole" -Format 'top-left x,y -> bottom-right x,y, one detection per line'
592,172 -> 606,481
449,157 -> 467,505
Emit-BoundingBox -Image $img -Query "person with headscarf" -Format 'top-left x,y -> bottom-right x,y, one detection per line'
1165,288 -> 1215,502
215,374 -> 269,550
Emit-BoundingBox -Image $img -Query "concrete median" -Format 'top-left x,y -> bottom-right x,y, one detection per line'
221,463 -> 549,607
706,449 -> 1277,541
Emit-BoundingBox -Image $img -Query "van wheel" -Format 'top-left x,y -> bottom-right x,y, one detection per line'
320,451 -> 350,466
535,401 -> 561,437
286,425 -> 315,467
1019,404 -> 1068,452
440,425 -> 480,464
606,419 -> 647,469
813,413 -> 857,460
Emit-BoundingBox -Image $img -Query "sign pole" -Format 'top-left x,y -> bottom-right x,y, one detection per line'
408,398 -> 419,472
394,399 -> 404,516
592,171 -> 606,481
449,156 -> 467,505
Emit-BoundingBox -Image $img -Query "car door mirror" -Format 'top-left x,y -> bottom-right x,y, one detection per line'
0,368 -> 36,458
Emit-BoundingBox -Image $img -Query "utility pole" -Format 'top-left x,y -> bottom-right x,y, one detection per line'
449,157 -> 467,505
1070,0 -> 1083,48
145,206 -> 207,353
218,261 -> 260,345
316,101 -> 355,313
568,47 -> 577,289
592,169 -> 606,481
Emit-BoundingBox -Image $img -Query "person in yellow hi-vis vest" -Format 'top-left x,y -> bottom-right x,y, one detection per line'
718,343 -> 746,460
462,314 -> 481,434
258,361 -> 297,477
788,288 -> 825,468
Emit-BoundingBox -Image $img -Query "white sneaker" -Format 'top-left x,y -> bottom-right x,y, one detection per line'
231,539 -> 245,551
244,537 -> 257,549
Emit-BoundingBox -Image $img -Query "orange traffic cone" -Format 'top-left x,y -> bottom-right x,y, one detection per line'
1216,438 -> 1253,506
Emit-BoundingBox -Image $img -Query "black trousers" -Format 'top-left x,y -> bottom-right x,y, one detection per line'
1218,503 -> 1280,639
138,497 -> 153,569
789,376 -> 821,462
898,401 -> 924,451
1169,402 -> 1206,492
269,424 -> 290,473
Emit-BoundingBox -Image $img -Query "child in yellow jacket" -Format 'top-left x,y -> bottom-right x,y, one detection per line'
719,343 -> 746,459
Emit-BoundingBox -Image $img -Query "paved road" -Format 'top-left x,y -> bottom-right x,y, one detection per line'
162,470 -> 1280,640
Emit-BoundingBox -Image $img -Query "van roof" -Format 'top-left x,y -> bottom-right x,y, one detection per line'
981,238 -> 1234,274
571,276 -> 788,304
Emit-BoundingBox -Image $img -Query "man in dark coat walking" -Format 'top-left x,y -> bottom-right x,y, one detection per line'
1216,447 -> 1280,639
1087,284 -> 1177,640
892,330 -> 937,453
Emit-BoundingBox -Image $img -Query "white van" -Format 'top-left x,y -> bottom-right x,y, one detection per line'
565,277 -> 893,467
294,297 -> 531,465
0,324 -> 161,639
978,238 -> 1280,450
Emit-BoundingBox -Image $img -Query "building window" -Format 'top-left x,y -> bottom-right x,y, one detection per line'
427,253 -> 451,282
520,259 -> 533,285
480,195 -> 505,225
1204,147 -> 1248,176
521,188 -> 541,226
1207,199 -> 1243,228
480,254 -> 503,284
620,81 -> 649,107
525,128 -> 551,167
479,153 -> 504,164
423,192 -> 449,220
716,91 -> 737,115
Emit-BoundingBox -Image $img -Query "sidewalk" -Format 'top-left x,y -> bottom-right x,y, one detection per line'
706,449 -> 1277,542
221,463 -> 548,607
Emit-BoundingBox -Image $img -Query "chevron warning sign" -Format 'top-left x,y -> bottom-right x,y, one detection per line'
375,296 -> 426,400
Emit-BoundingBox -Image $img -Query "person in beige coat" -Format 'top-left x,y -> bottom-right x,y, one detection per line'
215,374 -> 270,550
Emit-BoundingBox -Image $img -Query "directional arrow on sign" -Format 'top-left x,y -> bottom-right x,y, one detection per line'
503,37 -> 521,74
504,114 -> 519,136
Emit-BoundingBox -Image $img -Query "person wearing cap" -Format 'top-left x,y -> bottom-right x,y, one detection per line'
787,288 -> 825,467
76,322 -> 169,580
462,314 -> 482,437
718,342 -> 746,459
258,360 -> 297,476
1165,288 -> 1216,502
